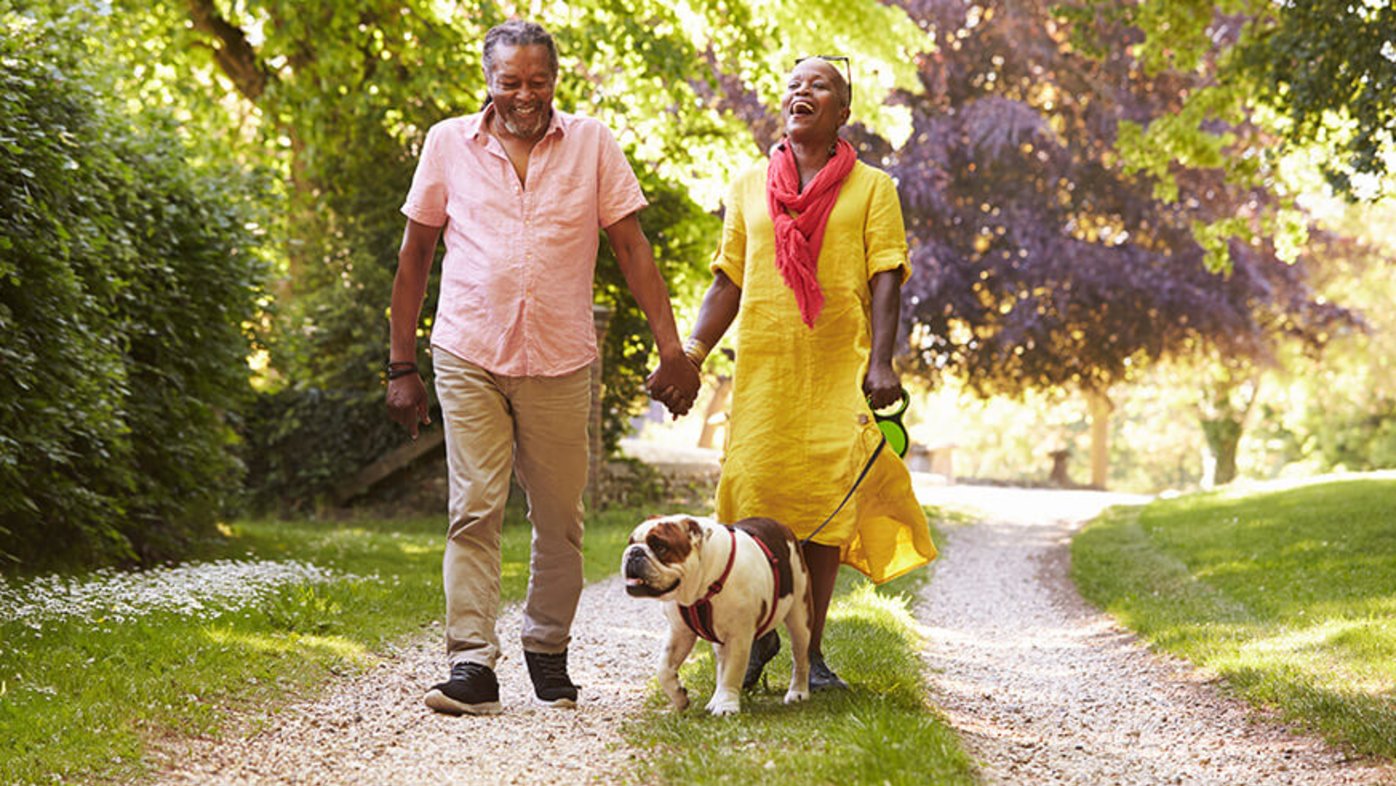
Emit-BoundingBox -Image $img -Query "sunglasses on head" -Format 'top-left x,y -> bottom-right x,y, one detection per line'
794,55 -> 853,104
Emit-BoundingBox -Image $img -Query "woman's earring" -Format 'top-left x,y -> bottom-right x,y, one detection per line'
828,142 -> 838,157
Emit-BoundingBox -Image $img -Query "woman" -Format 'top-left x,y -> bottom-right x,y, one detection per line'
678,56 -> 937,690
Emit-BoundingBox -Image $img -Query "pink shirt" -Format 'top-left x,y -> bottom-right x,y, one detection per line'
401,107 -> 647,377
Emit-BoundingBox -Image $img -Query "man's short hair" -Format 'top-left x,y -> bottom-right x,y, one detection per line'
483,20 -> 559,80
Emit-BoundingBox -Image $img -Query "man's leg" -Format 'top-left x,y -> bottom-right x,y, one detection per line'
433,350 -> 514,670
510,367 -> 590,704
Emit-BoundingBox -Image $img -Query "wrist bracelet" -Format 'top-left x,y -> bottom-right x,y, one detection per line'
682,336 -> 710,366
386,360 -> 418,381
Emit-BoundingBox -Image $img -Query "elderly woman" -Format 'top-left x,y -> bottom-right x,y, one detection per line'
677,56 -> 937,690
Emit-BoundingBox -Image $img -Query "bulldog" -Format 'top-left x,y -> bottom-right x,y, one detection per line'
622,514 -> 812,715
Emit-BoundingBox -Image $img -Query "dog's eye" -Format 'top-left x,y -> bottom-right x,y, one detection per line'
651,542 -> 667,556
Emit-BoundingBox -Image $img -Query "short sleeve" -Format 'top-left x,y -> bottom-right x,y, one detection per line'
711,175 -> 748,288
401,122 -> 450,227
865,171 -> 911,283
596,124 -> 648,228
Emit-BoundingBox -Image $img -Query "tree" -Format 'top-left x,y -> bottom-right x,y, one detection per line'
866,0 -> 1358,487
1081,0 -> 1396,200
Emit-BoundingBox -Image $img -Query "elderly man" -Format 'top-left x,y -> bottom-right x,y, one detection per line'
386,19 -> 699,716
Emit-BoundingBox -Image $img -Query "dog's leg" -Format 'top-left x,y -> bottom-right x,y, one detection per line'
658,623 -> 697,712
784,597 -> 812,703
707,635 -> 751,715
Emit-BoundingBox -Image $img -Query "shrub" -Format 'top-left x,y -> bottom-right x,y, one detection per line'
0,9 -> 266,569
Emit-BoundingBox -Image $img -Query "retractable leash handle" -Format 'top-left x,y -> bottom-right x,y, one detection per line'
870,387 -> 911,458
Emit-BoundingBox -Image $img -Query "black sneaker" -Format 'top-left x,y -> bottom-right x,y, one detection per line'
524,650 -> 578,708
809,654 -> 849,692
424,661 -> 503,715
742,630 -> 781,691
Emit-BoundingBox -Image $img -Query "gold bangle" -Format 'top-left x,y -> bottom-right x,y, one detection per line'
682,336 -> 710,366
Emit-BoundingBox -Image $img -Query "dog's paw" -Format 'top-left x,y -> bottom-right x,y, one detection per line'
783,688 -> 809,704
671,686 -> 691,712
706,694 -> 741,716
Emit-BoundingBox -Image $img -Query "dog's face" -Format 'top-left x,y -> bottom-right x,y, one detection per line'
622,515 -> 706,599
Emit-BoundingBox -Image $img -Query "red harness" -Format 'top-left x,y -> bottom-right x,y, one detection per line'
678,526 -> 782,645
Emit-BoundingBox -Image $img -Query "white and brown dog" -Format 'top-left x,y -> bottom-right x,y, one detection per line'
622,514 -> 812,715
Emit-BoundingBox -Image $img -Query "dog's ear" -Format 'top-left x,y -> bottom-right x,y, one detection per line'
685,518 -> 710,541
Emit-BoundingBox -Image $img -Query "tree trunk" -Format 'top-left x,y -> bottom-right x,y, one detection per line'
1197,363 -> 1259,488
697,375 -> 733,449
1200,417 -> 1242,487
1087,388 -> 1112,490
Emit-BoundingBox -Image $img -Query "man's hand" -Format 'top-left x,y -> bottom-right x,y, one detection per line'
647,353 -> 701,417
386,375 -> 431,439
863,361 -> 902,411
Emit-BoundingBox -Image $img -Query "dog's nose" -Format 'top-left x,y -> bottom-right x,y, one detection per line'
623,548 -> 648,576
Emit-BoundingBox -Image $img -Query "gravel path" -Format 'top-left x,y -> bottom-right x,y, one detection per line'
913,483 -> 1393,786
148,481 -> 1394,785
150,575 -> 669,785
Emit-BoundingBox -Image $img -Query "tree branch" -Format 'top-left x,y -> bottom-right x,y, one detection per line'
185,0 -> 267,101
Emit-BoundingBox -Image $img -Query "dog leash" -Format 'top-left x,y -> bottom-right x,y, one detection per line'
800,433 -> 886,546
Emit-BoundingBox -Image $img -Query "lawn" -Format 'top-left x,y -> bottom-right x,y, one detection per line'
1072,474 -> 1396,760
621,513 -> 977,786
0,498 -> 635,785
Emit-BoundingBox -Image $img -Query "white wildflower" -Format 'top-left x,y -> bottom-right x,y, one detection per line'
0,559 -> 368,627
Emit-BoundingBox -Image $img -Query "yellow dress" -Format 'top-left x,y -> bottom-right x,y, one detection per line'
713,160 -> 937,584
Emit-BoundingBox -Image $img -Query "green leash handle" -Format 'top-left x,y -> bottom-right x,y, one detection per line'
870,387 -> 910,458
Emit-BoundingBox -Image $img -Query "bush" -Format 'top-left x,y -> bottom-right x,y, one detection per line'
0,9 -> 266,569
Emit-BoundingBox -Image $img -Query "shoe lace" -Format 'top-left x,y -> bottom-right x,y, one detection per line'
451,661 -> 489,681
532,653 -> 571,685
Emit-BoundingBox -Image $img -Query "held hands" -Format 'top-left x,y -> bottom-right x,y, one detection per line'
386,374 -> 431,440
647,352 -> 701,418
863,361 -> 902,411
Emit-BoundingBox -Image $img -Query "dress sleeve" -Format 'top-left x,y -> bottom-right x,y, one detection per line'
596,123 -> 649,229
865,171 -> 911,284
401,121 -> 450,228
711,174 -> 748,288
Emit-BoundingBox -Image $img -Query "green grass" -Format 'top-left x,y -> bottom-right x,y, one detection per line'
1072,474 -> 1396,760
621,514 -> 976,786
0,499 -> 640,785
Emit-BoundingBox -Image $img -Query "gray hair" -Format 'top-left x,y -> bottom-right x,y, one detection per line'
482,20 -> 559,80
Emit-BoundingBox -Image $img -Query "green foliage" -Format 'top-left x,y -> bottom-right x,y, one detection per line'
1080,0 -> 1395,201
0,6 -> 266,568
1073,476 -> 1396,758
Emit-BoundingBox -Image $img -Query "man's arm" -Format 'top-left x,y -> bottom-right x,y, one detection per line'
386,218 -> 442,439
604,212 -> 701,416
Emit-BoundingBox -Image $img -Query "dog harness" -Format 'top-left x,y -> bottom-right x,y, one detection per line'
677,526 -> 782,645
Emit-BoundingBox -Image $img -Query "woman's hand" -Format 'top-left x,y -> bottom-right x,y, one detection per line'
863,361 -> 902,411
647,353 -> 701,417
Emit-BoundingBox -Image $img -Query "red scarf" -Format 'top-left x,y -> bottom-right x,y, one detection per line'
766,137 -> 856,328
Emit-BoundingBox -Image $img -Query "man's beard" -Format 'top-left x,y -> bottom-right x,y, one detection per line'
499,102 -> 549,138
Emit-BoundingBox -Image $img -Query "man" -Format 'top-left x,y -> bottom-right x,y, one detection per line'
386,19 -> 699,716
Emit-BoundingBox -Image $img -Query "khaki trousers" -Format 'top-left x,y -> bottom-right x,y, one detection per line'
432,348 -> 590,668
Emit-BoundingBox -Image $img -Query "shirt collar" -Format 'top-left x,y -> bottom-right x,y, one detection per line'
467,104 -> 568,144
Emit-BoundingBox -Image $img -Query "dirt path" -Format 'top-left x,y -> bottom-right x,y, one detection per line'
149,575 -> 669,785
912,483 -> 1392,786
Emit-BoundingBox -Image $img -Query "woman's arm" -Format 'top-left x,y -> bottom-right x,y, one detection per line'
863,268 -> 903,409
